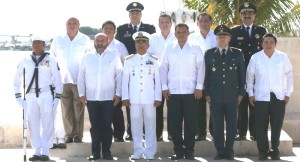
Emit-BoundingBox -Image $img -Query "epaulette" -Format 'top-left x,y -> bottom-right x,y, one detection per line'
125,54 -> 134,60
230,47 -> 242,52
150,54 -> 159,60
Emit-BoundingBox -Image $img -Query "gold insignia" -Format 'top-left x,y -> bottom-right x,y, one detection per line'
244,2 -> 249,8
125,54 -> 134,60
150,54 -> 159,60
229,67 -> 233,70
237,37 -> 244,40
138,32 -> 143,37
212,67 -> 216,71
133,2 -> 137,7
255,34 -> 260,39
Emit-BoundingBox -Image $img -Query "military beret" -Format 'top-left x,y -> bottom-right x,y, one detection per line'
239,2 -> 257,13
214,25 -> 231,36
126,2 -> 144,12
31,35 -> 48,42
132,31 -> 150,41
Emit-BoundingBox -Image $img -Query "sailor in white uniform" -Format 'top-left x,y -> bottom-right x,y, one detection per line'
14,35 -> 62,161
122,31 -> 162,160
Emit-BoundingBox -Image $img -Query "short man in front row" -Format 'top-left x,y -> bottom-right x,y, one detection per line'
204,25 -> 245,160
116,1 -> 156,141
77,33 -> 123,161
14,35 -> 63,161
160,23 -> 205,160
246,34 -> 293,160
122,31 -> 161,160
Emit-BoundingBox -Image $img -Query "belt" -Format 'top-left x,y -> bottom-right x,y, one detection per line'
28,86 -> 50,93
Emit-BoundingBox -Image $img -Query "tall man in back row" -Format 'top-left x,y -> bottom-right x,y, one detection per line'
230,2 -> 266,141
116,1 -> 156,141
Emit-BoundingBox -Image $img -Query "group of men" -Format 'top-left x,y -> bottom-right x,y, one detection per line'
13,1 -> 293,161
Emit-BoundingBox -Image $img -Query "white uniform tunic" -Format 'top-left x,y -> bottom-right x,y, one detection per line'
246,49 -> 293,101
77,49 -> 123,100
13,53 -> 62,156
122,53 -> 162,158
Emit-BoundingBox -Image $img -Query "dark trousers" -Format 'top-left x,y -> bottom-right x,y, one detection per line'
87,101 -> 114,157
196,98 -> 214,138
211,102 -> 237,156
156,96 -> 165,139
126,106 -> 131,136
237,93 -> 255,137
167,94 -> 198,155
255,93 -> 286,156
112,101 -> 125,139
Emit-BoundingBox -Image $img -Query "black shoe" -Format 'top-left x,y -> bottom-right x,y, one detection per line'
87,155 -> 100,160
103,154 -> 114,160
73,136 -> 82,143
214,155 -> 225,160
226,154 -> 234,160
29,155 -> 41,161
157,136 -> 163,142
258,155 -> 268,161
40,155 -> 50,161
170,154 -> 184,160
65,137 -> 73,143
250,136 -> 256,141
235,135 -> 246,141
269,150 -> 280,160
125,135 -> 133,141
114,138 -> 124,142
50,143 -> 58,149
58,143 -> 66,149
185,153 -> 195,160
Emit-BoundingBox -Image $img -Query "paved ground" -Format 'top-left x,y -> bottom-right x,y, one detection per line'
0,144 -> 299,162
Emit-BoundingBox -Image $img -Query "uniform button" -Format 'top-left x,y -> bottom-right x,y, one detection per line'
141,64 -> 143,66
248,44 -> 251,47
140,76 -> 143,78
249,52 -> 251,54
222,69 -> 225,71
141,70 -> 143,72
223,81 -> 226,84
222,62 -> 225,64
140,89 -> 143,92
140,83 -> 143,85
223,75 -> 225,77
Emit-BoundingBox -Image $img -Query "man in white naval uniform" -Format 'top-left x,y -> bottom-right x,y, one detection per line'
147,13 -> 176,141
78,33 -> 122,161
122,31 -> 162,160
14,35 -> 62,161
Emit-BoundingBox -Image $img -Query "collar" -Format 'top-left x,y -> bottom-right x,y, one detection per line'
243,23 -> 253,29
218,46 -> 229,54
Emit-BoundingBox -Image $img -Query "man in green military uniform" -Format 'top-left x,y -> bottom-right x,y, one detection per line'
230,2 -> 266,141
205,25 -> 246,160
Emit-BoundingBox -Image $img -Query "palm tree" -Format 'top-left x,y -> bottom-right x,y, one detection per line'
183,0 -> 300,36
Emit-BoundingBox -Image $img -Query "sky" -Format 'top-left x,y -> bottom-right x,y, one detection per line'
0,0 -> 188,38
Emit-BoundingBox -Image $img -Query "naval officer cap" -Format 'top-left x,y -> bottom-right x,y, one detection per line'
214,25 -> 231,36
31,35 -> 48,42
126,2 -> 144,12
132,31 -> 150,41
239,2 -> 257,13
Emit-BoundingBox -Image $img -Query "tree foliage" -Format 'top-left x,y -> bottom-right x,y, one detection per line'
183,0 -> 300,36
79,26 -> 99,39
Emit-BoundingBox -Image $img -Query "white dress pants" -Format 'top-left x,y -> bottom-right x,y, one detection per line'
25,91 -> 54,156
130,104 -> 157,158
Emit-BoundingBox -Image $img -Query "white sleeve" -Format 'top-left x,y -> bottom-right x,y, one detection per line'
122,61 -> 130,100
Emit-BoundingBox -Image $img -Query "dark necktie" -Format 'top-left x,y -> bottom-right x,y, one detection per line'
133,25 -> 138,33
221,49 -> 226,61
246,26 -> 251,37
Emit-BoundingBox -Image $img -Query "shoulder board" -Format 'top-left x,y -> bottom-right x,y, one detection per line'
125,54 -> 134,60
230,47 -> 242,52
150,54 -> 158,60
207,47 -> 217,52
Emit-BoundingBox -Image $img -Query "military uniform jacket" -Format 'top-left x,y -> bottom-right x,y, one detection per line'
14,53 -> 63,95
230,24 -> 266,67
122,53 -> 162,104
115,22 -> 156,54
204,47 -> 246,103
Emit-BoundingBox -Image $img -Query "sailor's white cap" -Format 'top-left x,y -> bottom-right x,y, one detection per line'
31,35 -> 48,42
